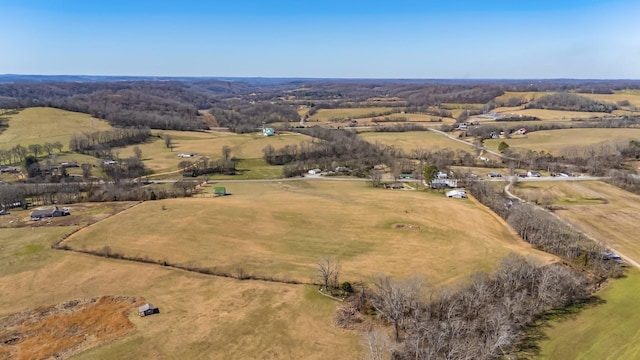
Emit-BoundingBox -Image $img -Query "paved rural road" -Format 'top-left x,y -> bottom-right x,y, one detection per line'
504,182 -> 640,270
429,128 -> 520,161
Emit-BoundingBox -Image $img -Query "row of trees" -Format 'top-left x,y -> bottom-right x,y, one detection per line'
0,141 -> 63,165
68,128 -> 151,158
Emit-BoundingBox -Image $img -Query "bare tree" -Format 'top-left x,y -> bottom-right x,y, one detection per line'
28,144 -> 43,158
133,146 -> 143,160
222,145 -> 232,161
362,329 -> 394,360
81,163 -> 92,179
52,141 -> 63,152
370,169 -> 383,188
317,255 -> 341,291
370,275 -> 422,342
43,142 -> 54,156
164,134 -> 173,151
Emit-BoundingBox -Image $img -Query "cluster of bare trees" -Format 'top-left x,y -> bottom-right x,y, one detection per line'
211,101 -> 299,133
0,82 -> 211,130
467,181 -> 622,279
68,128 -> 150,158
0,180 -> 204,207
525,93 -> 617,113
353,255 -> 588,359
263,128 -> 395,177
0,142 -> 63,165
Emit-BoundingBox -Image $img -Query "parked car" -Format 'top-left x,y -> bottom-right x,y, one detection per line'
527,171 -> 542,177
516,173 -> 527,178
487,172 -> 502,178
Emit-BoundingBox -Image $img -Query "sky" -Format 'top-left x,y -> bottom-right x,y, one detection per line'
1,0 -> 639,78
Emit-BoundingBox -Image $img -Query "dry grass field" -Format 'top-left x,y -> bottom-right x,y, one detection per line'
359,131 -> 472,153
511,181 -> 640,262
306,107 -> 395,122
0,107 -> 113,150
63,181 -> 554,285
484,128 -> 640,155
118,130 -> 312,174
0,226 -> 360,359
493,107 -> 613,121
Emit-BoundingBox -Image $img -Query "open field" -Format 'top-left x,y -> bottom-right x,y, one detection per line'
64,181 -> 554,285
538,269 -> 640,360
0,227 -> 360,359
484,128 -> 640,155
359,131 -> 473,153
306,107 -> 396,122
511,181 -> 640,262
493,107 -> 613,121
0,107 -> 113,150
493,91 -> 551,103
118,130 -> 312,174
579,90 -> 640,108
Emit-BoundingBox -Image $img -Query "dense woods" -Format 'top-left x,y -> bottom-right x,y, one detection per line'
525,93 -> 618,113
210,101 -> 299,133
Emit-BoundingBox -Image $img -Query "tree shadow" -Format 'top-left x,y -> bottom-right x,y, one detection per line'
515,296 -> 606,359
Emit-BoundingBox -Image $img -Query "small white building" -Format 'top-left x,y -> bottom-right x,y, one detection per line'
308,168 -> 322,175
446,190 -> 467,199
437,171 -> 448,179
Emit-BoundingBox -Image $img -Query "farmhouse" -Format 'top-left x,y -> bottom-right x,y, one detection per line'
30,206 -> 70,220
138,303 -> 157,317
214,187 -> 227,197
430,179 -> 458,189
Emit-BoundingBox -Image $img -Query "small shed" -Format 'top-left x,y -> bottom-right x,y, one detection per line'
214,187 -> 227,197
308,169 -> 322,175
138,303 -> 157,317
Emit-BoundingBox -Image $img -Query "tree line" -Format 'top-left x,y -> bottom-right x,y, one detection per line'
68,128 -> 151,158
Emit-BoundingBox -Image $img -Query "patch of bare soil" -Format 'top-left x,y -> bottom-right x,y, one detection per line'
393,223 -> 421,231
0,296 -> 143,360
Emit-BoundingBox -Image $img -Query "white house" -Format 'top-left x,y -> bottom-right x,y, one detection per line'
308,168 -> 322,175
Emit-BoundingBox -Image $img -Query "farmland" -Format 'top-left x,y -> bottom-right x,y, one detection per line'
538,269 -> 640,360
306,107 -> 396,122
63,181 -> 554,285
484,128 -> 640,155
0,227 -> 359,360
359,130 -> 472,153
118,130 -> 312,175
511,181 -> 640,262
0,107 -> 113,150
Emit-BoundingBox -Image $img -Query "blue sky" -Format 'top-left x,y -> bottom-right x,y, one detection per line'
1,0 -> 638,78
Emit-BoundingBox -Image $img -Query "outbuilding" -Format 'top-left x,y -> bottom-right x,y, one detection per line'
138,303 -> 158,317
446,190 -> 467,199
214,187 -> 227,197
